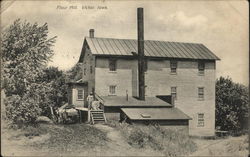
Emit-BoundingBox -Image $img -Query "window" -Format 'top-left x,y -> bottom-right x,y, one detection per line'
198,87 -> 204,100
198,62 -> 205,75
171,87 -> 177,100
77,89 -> 84,100
109,59 -> 117,71
197,113 -> 205,127
90,66 -> 93,74
109,85 -> 116,95
170,61 -> 177,74
84,68 -> 86,75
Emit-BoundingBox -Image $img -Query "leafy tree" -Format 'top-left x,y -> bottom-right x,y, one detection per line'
216,76 -> 248,133
38,67 -> 68,116
2,19 -> 56,125
66,63 -> 83,81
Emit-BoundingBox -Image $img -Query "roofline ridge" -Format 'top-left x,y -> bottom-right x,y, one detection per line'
85,36 -> 204,45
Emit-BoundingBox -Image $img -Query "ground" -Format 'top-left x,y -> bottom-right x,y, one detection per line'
1,122 -> 248,156
190,135 -> 248,157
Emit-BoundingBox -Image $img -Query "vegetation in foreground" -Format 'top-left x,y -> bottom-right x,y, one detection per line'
107,120 -> 197,157
2,122 -> 108,156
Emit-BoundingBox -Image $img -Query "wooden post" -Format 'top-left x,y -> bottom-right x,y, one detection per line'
50,106 -> 54,116
79,110 -> 82,123
137,7 -> 145,100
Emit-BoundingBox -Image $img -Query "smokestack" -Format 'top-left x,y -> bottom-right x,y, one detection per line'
89,29 -> 94,38
137,8 -> 145,100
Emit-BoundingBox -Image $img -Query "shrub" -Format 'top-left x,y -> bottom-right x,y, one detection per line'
111,123 -> 197,156
5,95 -> 41,127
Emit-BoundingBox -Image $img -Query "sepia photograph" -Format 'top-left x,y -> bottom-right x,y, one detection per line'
1,0 -> 249,156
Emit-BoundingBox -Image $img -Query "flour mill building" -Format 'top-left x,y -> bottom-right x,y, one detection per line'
68,8 -> 220,137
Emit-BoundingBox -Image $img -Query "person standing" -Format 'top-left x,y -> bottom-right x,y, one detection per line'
87,92 -> 94,122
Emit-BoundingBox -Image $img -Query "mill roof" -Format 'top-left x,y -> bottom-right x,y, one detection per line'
80,37 -> 220,61
121,107 -> 191,120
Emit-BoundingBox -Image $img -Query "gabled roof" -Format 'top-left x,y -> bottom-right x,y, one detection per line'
83,37 -> 220,60
121,107 -> 191,120
101,96 -> 172,107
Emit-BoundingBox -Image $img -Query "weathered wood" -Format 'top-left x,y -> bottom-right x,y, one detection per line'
137,7 -> 145,100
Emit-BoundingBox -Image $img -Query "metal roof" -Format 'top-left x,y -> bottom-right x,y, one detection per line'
121,107 -> 191,120
85,37 -> 220,60
101,96 -> 172,107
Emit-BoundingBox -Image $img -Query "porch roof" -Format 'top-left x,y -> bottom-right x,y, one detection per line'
101,96 -> 172,107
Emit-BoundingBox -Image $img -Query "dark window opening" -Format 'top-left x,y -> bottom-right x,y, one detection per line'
90,66 -> 93,74
109,59 -> 117,71
84,68 -> 86,75
170,61 -> 177,74
198,62 -> 205,75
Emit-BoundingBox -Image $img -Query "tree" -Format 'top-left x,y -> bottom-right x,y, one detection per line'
66,63 -> 83,81
216,76 -> 248,133
38,67 -> 68,116
2,19 -> 56,125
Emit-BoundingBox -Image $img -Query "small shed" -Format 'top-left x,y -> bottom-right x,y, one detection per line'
121,107 -> 191,133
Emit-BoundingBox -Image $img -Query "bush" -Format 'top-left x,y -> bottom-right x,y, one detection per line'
110,123 -> 197,156
5,95 -> 41,127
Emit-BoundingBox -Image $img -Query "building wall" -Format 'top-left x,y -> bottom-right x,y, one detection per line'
95,58 -> 137,97
104,106 -> 121,121
68,84 -> 85,106
131,120 -> 189,135
82,46 -> 96,95
95,57 -> 216,136
146,60 -> 216,136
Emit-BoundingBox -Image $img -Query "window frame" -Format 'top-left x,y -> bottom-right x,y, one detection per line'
197,113 -> 205,127
77,89 -> 84,100
109,59 -> 117,72
84,68 -> 86,75
171,87 -> 177,100
90,65 -> 93,74
198,87 -> 204,100
109,85 -> 117,95
170,60 -> 177,74
198,61 -> 205,75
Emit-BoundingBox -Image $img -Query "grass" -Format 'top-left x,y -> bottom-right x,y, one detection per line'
106,120 -> 197,156
207,135 -> 248,156
2,121 -> 108,155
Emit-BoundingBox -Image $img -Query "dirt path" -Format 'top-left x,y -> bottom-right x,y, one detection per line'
94,124 -> 163,156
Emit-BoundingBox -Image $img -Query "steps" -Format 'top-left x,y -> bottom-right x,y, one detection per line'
90,110 -> 107,124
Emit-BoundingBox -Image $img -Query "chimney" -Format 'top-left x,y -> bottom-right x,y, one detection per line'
137,8 -> 145,100
89,29 -> 94,38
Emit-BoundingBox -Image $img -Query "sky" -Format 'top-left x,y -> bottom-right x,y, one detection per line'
1,0 -> 249,85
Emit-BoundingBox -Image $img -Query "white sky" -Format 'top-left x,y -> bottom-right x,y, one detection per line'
1,0 -> 249,85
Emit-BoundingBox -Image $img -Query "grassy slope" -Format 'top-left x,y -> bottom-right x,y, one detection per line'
2,123 -> 108,156
2,120 -> 248,157
106,120 -> 197,156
